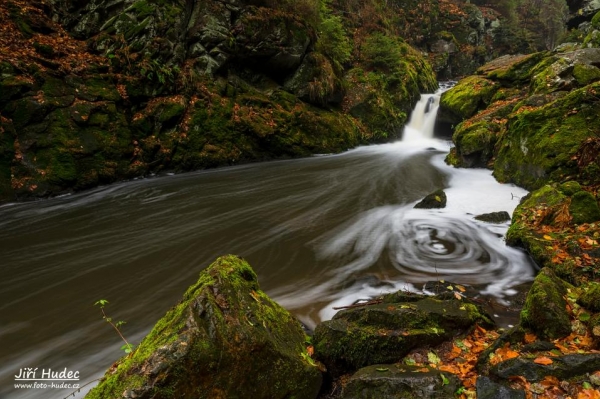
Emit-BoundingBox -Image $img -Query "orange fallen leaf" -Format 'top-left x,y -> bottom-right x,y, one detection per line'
540,375 -> 560,387
524,333 -> 537,344
534,356 -> 553,365
578,388 -> 600,399
307,345 -> 314,356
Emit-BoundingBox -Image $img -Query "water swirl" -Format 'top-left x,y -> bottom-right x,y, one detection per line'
316,206 -> 533,300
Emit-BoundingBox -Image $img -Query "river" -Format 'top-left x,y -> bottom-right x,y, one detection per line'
0,89 -> 536,398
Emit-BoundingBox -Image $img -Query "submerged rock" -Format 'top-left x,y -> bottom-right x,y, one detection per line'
86,255 -> 321,399
475,211 -> 511,223
414,189 -> 447,209
341,364 -> 460,399
313,293 -> 493,377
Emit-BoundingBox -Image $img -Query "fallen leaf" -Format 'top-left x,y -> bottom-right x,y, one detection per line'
534,356 -> 553,365
524,333 -> 537,344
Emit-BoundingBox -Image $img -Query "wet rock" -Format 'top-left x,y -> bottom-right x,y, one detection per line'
476,376 -> 526,399
341,365 -> 460,399
313,293 -> 493,377
491,354 -> 600,382
520,268 -> 572,340
559,180 -> 582,195
579,282 -> 600,311
531,48 -> 600,94
569,190 -> 600,224
86,255 -> 322,399
475,211 -> 511,223
439,76 -> 498,124
414,189 -> 447,209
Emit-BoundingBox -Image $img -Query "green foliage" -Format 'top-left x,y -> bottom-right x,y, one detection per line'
361,33 -> 405,72
95,299 -> 135,354
316,1 -> 352,69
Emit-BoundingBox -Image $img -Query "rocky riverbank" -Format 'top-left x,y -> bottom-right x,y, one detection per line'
86,255 -> 600,398
0,0 -> 548,203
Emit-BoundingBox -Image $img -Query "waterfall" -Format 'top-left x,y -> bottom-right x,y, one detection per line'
402,83 -> 453,142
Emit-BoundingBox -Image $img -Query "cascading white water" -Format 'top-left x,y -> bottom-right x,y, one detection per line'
402,83 -> 454,142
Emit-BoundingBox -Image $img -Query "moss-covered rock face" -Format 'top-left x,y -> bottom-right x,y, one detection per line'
313,293 -> 493,378
578,282 -> 600,312
519,268 -> 573,340
86,255 -> 322,399
451,120 -> 500,168
439,76 -> 499,124
493,82 -> 600,191
569,190 -> 600,224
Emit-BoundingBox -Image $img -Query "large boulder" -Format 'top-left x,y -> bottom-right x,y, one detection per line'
519,268 -> 572,340
313,292 -> 493,377
86,255 -> 322,399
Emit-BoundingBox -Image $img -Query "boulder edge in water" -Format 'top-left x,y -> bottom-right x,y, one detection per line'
86,255 -> 322,399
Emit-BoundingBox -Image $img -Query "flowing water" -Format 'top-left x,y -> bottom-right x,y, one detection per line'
0,88 -> 536,398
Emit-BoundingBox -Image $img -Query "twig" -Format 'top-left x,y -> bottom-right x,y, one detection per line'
62,378 -> 101,399
333,298 -> 383,310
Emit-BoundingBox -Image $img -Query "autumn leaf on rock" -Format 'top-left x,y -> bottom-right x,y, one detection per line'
524,332 -> 537,344
533,356 -> 553,365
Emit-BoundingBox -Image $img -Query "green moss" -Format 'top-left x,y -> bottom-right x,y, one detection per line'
314,295 -> 492,377
452,120 -> 499,167
520,268 -> 572,340
87,255 -> 321,399
569,190 -> 600,224
573,64 -> 600,87
578,282 -> 600,312
484,52 -> 548,84
529,57 -> 570,94
592,11 -> 600,30
439,76 -> 498,122
559,181 -> 582,196
493,82 -> 600,190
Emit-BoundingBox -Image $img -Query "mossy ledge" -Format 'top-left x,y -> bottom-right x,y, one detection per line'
85,255 -> 322,399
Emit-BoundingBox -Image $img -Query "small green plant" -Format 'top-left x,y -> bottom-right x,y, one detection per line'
94,299 -> 134,354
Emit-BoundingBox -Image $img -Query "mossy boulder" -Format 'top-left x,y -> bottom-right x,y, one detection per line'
313,293 -> 493,377
86,255 -> 322,399
530,49 -> 600,94
450,120 -> 500,168
559,180 -> 582,195
578,282 -> 600,312
414,189 -> 447,209
477,52 -> 548,84
519,268 -> 573,340
439,76 -> 498,124
569,190 -> 600,224
493,82 -> 600,191
341,364 -> 460,399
